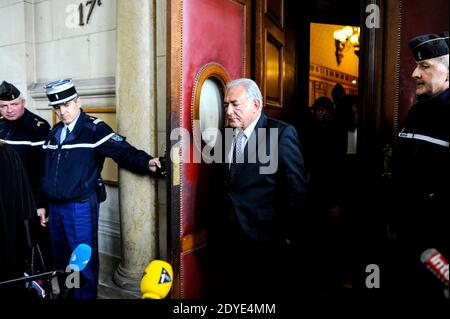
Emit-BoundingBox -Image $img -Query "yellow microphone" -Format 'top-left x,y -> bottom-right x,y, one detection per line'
140,260 -> 173,299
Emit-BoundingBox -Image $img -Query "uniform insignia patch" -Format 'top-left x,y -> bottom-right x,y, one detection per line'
111,133 -> 124,142
36,120 -> 45,127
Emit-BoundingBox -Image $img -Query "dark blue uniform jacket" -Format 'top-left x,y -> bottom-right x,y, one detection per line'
0,109 -> 50,207
40,110 -> 152,202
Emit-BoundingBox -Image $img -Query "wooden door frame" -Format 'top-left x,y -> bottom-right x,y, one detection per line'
359,0 -> 402,166
167,0 -> 182,298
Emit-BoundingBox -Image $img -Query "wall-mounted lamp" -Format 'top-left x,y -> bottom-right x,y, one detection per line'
333,26 -> 360,65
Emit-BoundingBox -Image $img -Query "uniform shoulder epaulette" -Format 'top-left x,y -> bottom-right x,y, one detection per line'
22,111 -> 49,131
86,115 -> 103,125
33,117 -> 49,129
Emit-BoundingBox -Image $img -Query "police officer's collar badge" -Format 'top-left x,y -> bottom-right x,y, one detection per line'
409,31 -> 449,61
111,133 -> 124,142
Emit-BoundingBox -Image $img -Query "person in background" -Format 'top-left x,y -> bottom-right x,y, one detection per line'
331,82 -> 346,110
305,96 -> 340,216
303,96 -> 347,295
335,94 -> 358,155
333,93 -> 360,289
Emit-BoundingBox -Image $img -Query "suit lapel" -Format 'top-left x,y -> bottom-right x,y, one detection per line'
246,113 -> 267,164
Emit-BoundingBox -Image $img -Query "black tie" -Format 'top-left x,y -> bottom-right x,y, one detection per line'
230,131 -> 245,182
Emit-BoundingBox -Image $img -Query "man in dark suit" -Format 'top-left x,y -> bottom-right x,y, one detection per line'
208,78 -> 307,299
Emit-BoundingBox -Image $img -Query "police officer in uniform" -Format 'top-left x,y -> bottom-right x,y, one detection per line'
38,79 -> 162,299
0,81 -> 51,265
0,81 -> 50,205
389,32 -> 449,301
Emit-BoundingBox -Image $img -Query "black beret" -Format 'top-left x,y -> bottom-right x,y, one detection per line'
0,81 -> 21,101
409,32 -> 449,61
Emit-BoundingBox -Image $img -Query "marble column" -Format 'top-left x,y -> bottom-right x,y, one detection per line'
113,0 -> 158,292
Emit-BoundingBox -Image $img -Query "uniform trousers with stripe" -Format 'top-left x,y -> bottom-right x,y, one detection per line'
48,193 -> 99,299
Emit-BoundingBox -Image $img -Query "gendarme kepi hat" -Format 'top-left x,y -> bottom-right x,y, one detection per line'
0,81 -> 21,101
409,31 -> 449,61
44,79 -> 78,107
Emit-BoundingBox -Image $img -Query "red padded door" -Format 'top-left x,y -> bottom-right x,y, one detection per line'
168,0 -> 250,298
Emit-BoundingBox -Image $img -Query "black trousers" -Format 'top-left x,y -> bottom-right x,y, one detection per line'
206,221 -> 299,300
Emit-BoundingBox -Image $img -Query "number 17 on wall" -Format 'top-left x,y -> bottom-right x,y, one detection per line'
78,0 -> 102,26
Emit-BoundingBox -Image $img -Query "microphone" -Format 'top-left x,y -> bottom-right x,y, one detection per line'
0,243 -> 92,287
69,243 -> 92,272
140,260 -> 173,299
420,248 -> 449,286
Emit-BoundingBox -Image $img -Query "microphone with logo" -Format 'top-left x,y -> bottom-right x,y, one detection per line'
68,243 -> 92,272
0,243 -> 92,299
140,260 -> 173,299
420,248 -> 449,286
420,248 -> 449,299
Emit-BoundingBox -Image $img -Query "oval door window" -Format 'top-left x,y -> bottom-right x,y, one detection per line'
192,63 -> 231,147
199,78 -> 223,146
